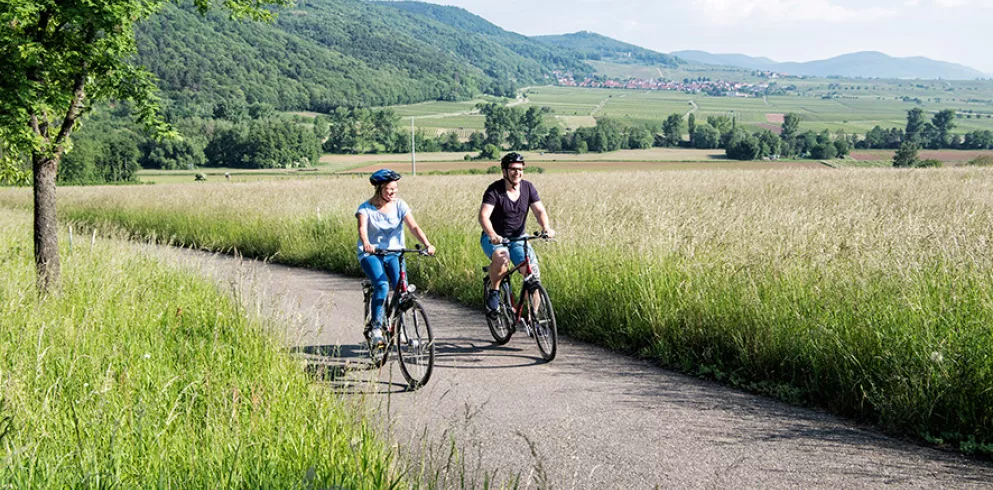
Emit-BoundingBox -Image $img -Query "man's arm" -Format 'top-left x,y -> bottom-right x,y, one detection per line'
530,201 -> 555,238
479,203 -> 502,244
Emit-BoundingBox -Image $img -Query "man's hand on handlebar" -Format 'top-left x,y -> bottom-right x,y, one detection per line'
489,234 -> 504,245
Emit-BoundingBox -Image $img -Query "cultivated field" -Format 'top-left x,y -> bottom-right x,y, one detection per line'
317,148 -> 728,165
369,84 -> 993,137
850,149 -> 993,163
343,160 -> 826,173
6,167 -> 993,453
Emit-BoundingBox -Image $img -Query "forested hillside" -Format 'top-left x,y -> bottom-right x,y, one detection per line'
379,2 -> 591,76
532,31 -> 679,68
136,0 -> 592,116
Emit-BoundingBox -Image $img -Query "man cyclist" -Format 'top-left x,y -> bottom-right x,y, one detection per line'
479,152 -> 555,316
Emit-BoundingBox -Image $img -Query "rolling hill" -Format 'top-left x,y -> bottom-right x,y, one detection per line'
672,50 -> 987,79
135,0 -> 592,115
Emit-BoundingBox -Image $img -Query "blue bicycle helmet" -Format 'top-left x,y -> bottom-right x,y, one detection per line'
369,169 -> 401,186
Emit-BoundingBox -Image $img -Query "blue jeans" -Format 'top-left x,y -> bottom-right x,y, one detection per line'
480,234 -> 539,277
359,253 -> 402,328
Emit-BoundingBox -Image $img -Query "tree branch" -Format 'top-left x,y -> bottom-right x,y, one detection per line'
34,8 -> 52,43
29,114 -> 43,139
53,25 -> 97,152
54,66 -> 87,151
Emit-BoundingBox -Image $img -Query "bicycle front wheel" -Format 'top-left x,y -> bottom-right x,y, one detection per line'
396,299 -> 434,389
526,284 -> 557,362
483,279 -> 514,345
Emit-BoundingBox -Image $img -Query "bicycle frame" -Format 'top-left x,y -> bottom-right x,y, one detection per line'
493,236 -> 542,325
365,249 -> 421,333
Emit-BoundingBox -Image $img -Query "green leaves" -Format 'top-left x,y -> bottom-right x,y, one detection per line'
0,0 -> 289,161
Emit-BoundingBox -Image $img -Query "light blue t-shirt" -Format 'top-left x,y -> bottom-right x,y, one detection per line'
356,199 -> 410,257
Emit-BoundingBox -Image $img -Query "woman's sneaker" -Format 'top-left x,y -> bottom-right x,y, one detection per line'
366,327 -> 386,349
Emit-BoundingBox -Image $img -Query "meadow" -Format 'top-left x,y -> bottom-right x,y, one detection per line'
0,209 -> 399,487
5,167 -> 993,454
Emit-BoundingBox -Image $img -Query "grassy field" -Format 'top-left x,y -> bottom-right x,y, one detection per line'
5,167 -> 993,455
0,208 -> 398,488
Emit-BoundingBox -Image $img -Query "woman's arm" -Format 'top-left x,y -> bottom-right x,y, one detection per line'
357,213 -> 376,254
404,212 -> 436,255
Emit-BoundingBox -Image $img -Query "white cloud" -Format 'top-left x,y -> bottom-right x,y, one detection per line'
932,0 -> 993,6
691,0 -> 896,24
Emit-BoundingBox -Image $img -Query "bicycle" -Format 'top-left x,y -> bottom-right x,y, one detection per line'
481,232 -> 558,361
361,246 -> 435,389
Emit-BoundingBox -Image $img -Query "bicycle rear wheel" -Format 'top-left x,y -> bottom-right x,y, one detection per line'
483,278 -> 514,345
396,299 -> 434,389
526,284 -> 557,362
363,286 -> 392,368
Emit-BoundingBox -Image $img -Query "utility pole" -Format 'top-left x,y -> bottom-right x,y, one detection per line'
410,117 -> 416,176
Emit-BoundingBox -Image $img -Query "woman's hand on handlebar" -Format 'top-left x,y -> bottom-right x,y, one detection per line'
362,243 -> 377,254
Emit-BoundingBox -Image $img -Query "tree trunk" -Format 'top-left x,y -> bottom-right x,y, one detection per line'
33,152 -> 60,293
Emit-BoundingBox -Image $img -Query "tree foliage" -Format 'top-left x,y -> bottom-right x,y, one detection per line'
0,0 -> 289,291
893,142 -> 920,168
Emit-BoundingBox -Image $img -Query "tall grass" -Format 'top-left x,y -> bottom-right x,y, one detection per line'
0,209 -> 398,487
4,167 -> 993,452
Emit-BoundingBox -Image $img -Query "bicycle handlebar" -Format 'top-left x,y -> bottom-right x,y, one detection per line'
501,231 -> 552,245
372,245 -> 434,256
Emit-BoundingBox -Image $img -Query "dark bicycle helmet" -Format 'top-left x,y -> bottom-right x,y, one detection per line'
500,152 -> 525,170
369,168 -> 401,186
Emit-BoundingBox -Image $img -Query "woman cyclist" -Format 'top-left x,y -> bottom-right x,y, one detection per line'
356,169 -> 436,347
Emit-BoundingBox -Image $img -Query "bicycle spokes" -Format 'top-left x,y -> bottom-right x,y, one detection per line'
397,300 -> 434,388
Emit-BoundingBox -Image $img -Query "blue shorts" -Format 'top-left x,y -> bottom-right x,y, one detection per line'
480,234 -> 539,276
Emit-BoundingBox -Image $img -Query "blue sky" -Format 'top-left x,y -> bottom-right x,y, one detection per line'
422,0 -> 993,74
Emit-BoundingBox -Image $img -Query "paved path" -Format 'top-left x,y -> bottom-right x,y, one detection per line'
160,247 -> 993,489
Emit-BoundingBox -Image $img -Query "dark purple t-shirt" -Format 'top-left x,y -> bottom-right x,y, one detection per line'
482,179 -> 541,238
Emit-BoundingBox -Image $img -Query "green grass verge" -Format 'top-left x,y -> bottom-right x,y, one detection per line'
0,209 -> 398,488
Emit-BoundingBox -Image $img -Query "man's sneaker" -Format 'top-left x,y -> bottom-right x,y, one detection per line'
367,327 -> 386,349
486,289 -> 501,317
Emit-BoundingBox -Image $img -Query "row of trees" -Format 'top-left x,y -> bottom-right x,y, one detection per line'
858,109 -> 993,150
53,109 -> 322,184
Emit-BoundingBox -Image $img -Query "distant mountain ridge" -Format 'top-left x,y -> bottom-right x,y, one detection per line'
672,50 -> 987,80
